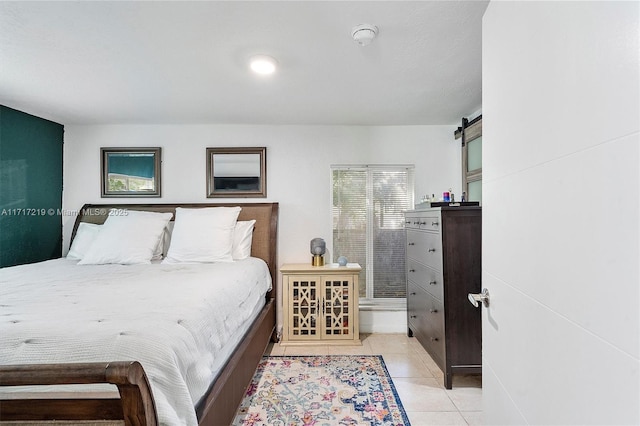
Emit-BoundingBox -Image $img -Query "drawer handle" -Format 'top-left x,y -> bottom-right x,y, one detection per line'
410,292 -> 417,296
419,221 -> 427,225
409,269 -> 416,273
428,248 -> 436,253
432,222 -> 439,226
429,281 -> 437,285
410,315 -> 417,319
430,309 -> 438,313
430,337 -> 439,342
405,220 -> 411,224
408,242 -> 415,246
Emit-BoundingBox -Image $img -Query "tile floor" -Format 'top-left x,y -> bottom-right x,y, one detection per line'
266,333 -> 482,425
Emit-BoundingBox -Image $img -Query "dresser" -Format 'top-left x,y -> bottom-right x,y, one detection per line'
280,263 -> 361,345
405,207 -> 481,388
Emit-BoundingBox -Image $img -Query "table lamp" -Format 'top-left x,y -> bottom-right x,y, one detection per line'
310,238 -> 326,266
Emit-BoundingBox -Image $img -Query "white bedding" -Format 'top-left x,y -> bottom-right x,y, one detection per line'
0,257 -> 272,425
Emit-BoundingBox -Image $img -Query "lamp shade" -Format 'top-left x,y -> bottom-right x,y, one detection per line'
310,238 -> 326,255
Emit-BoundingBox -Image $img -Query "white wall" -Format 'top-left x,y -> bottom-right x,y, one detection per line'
63,124 -> 462,332
483,1 -> 639,424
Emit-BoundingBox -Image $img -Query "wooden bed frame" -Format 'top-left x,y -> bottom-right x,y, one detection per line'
0,202 -> 279,426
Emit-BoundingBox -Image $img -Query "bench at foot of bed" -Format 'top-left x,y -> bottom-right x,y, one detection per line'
0,361 -> 157,426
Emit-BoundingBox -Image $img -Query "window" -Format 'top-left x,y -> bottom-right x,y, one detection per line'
460,116 -> 482,203
332,166 -> 414,307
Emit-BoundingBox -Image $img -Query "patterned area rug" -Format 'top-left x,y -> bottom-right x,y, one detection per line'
232,355 -> 411,426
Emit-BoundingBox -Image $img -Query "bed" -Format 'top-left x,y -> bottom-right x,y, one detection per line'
0,202 -> 279,425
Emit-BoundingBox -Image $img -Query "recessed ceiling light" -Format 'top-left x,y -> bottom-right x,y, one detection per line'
249,55 -> 278,75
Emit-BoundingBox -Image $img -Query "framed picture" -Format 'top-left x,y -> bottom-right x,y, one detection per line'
206,147 -> 266,198
100,147 -> 161,197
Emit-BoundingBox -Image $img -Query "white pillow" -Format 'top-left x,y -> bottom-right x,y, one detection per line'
163,206 -> 241,263
67,223 -> 101,260
232,220 -> 256,260
69,222 -> 167,260
159,220 -> 252,259
78,210 -> 172,265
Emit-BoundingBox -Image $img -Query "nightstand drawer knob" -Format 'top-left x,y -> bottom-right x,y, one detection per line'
409,269 -> 416,273
428,248 -> 436,253
429,281 -> 437,285
410,292 -> 417,296
430,337 -> 439,342
408,242 -> 415,246
432,222 -> 439,226
410,315 -> 417,319
430,309 -> 438,313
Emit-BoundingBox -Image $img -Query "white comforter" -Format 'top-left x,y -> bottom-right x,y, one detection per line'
0,257 -> 272,425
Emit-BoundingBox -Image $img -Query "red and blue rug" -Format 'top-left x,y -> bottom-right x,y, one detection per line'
233,355 -> 411,426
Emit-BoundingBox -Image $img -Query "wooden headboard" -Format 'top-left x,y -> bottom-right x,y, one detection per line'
72,203 -> 279,295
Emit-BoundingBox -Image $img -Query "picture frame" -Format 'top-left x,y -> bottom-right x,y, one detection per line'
100,147 -> 161,198
206,147 -> 266,198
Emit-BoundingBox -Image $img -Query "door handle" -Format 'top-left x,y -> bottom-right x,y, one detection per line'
468,288 -> 490,308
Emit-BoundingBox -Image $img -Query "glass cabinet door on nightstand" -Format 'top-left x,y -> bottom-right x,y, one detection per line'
287,276 -> 321,340
321,277 -> 352,340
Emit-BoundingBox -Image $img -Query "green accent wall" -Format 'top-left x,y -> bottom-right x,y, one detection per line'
0,106 -> 64,267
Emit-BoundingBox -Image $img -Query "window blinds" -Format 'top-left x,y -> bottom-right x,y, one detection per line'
332,166 -> 414,300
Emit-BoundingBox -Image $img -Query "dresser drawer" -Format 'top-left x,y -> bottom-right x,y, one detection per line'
420,215 -> 441,232
405,214 -> 441,232
408,282 -> 445,362
407,259 -> 443,301
406,230 -> 443,271
423,292 -> 445,362
407,282 -> 429,333
404,216 -> 420,230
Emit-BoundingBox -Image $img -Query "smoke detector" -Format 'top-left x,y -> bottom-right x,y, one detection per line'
351,24 -> 378,46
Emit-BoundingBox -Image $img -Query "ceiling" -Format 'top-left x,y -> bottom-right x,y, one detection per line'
0,1 -> 488,126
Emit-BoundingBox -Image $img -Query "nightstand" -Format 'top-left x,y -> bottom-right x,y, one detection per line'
280,263 -> 361,345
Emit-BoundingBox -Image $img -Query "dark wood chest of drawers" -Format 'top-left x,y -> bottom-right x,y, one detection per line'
405,207 -> 482,388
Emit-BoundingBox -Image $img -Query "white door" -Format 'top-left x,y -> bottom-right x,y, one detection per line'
482,1 -> 639,424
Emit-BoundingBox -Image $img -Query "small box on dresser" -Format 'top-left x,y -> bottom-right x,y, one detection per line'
280,263 -> 361,345
405,207 -> 482,389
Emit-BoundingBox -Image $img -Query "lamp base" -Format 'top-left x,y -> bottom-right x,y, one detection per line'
311,254 -> 325,266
